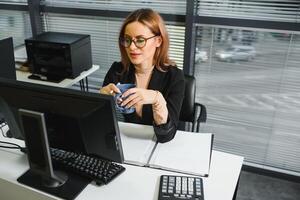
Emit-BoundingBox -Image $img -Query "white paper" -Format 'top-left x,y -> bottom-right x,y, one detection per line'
14,46 -> 27,63
149,131 -> 213,176
118,122 -> 156,166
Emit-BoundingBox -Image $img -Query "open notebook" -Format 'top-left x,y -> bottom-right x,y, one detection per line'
118,122 -> 213,177
118,122 -> 156,166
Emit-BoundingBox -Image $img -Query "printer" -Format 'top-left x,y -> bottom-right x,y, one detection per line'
25,32 -> 92,82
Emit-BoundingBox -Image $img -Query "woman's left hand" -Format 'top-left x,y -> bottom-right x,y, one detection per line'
120,88 -> 157,108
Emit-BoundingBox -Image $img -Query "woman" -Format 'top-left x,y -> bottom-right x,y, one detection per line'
100,8 -> 185,143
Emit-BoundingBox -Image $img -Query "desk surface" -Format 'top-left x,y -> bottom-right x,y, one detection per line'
0,125 -> 243,200
16,65 -> 99,88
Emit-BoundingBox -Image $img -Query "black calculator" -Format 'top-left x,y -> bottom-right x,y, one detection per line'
158,175 -> 204,200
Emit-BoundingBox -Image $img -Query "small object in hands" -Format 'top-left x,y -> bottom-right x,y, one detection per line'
114,83 -> 136,114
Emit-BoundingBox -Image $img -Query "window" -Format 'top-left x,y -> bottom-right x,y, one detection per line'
43,0 -> 186,15
0,0 -> 27,4
0,10 -> 31,47
41,0 -> 185,91
197,0 -> 300,22
195,0 -> 300,175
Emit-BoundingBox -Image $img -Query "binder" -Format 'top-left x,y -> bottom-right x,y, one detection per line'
119,122 -> 213,176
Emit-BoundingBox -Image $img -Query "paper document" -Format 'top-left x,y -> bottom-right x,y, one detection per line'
148,131 -> 213,176
14,46 -> 27,63
118,122 -> 156,166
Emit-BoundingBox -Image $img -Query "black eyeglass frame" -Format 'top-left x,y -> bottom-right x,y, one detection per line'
119,35 -> 159,48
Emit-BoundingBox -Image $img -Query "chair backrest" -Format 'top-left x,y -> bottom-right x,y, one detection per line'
179,75 -> 196,123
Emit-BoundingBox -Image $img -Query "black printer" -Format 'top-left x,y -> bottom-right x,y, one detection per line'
25,32 -> 92,82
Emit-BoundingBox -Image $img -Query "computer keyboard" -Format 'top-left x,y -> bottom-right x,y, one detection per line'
158,175 -> 204,200
50,148 -> 125,185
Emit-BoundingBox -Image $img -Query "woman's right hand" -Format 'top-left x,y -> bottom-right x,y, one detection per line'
99,83 -> 121,95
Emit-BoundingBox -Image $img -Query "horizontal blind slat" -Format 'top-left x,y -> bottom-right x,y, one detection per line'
0,10 -> 31,46
197,0 -> 300,23
196,25 -> 300,174
44,0 -> 186,15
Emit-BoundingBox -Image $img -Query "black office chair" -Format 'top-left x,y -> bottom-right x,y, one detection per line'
179,75 -> 207,132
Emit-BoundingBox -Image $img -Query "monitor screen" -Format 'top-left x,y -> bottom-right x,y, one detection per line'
0,78 -> 124,163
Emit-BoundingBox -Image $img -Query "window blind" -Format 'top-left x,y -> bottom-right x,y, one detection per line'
43,0 -> 186,15
195,25 -> 300,175
0,9 -> 31,47
41,12 -> 185,92
0,0 -> 27,4
197,0 -> 300,22
42,13 -> 122,90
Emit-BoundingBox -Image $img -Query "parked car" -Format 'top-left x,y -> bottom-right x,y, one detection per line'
195,48 -> 208,63
215,45 -> 256,62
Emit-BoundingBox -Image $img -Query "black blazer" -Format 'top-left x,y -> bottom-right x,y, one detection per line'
103,62 -> 185,143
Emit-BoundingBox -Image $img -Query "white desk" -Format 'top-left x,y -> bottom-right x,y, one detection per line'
0,125 -> 243,200
16,65 -> 99,91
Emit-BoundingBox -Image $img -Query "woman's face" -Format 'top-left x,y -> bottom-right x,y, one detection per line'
124,21 -> 161,69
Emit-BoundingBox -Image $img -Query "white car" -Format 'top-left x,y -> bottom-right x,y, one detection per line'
195,48 -> 208,63
215,45 -> 256,62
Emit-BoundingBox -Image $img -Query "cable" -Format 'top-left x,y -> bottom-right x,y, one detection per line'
0,141 -> 27,153
0,127 -> 6,137
0,119 -> 26,151
0,146 -> 20,149
0,122 -> 9,138
0,123 -> 7,128
0,141 -> 22,148
0,120 -> 27,153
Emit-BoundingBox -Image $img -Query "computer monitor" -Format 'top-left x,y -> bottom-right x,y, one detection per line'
0,37 -> 17,121
0,78 -> 124,163
0,37 -> 16,80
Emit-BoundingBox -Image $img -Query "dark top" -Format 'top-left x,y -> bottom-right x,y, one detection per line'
102,62 -> 185,143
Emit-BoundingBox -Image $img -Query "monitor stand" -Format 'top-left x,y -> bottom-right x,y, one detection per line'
17,109 -> 90,200
17,170 -> 90,200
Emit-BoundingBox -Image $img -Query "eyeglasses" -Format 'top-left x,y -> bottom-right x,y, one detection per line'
120,35 -> 159,48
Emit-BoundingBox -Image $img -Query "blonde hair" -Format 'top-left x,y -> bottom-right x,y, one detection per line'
118,8 -> 175,72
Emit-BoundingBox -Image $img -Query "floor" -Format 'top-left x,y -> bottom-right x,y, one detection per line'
236,171 -> 300,200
